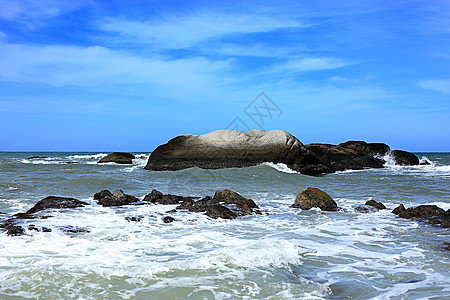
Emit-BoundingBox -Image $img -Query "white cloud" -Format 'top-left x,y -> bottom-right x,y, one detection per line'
100,11 -> 306,49
0,0 -> 85,21
417,79 -> 450,94
0,42 -> 232,97
272,57 -> 350,73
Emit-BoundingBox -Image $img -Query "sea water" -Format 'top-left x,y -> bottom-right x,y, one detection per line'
0,152 -> 449,299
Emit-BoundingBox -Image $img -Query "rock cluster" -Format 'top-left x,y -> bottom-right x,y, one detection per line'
393,204 -> 450,228
145,130 -> 419,176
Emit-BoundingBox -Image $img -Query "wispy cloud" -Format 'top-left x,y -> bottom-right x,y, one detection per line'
417,79 -> 450,94
271,57 -> 351,73
0,0 -> 85,21
0,42 -> 232,97
100,11 -> 307,49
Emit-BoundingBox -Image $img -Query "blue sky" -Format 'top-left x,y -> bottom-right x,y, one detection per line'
0,0 -> 449,151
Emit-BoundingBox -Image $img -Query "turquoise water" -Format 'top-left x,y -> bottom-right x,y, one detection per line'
0,152 -> 449,299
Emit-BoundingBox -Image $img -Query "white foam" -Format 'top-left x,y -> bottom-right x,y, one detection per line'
262,162 -> 299,174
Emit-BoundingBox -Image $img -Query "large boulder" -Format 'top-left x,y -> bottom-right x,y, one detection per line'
391,150 -> 420,166
26,196 -> 89,214
98,152 -> 135,164
291,187 -> 338,211
145,130 -> 332,176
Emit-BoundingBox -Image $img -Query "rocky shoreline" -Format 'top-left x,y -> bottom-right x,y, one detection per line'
2,187 -> 448,251
144,129 -> 420,176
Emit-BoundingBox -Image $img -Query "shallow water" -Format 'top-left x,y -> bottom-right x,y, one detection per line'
0,152 -> 449,299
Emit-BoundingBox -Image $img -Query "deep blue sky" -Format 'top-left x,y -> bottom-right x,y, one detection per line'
0,0 -> 449,151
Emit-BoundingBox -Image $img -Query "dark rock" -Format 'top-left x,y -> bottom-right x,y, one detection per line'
206,205 -> 237,219
354,205 -> 379,213
28,224 -> 39,231
163,216 -> 175,223
176,199 -> 196,210
291,187 -> 338,211
306,141 -> 387,171
393,205 -> 449,228
26,196 -> 89,214
396,205 -> 444,219
125,216 -> 142,222
98,152 -> 135,164
391,150 -> 420,166
94,189 -> 113,200
143,189 -> 164,202
392,204 -> 406,215
13,213 -> 37,219
145,129 -> 333,176
6,225 -> 25,236
27,156 -> 48,159
97,189 -> 140,207
174,190 -> 259,219
61,226 -> 90,233
143,189 -> 193,205
445,242 -> 450,251
42,227 -> 52,232
365,200 -> 386,210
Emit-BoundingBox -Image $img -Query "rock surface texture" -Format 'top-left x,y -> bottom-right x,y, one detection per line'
26,196 -> 89,214
145,130 -> 332,176
145,130 -> 420,175
98,152 -> 135,164
393,204 -> 450,228
96,190 -> 140,207
291,187 -> 338,211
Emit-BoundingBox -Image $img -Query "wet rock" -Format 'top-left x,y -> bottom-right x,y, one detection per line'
94,190 -> 113,200
445,242 -> 450,251
42,227 -> 52,232
365,200 -> 386,210
393,204 -> 449,228
13,213 -> 37,219
291,187 -> 338,211
98,152 -> 135,164
176,199 -> 196,210
354,205 -> 379,214
163,216 -> 175,223
391,150 -> 420,166
145,129 -> 333,176
97,189 -> 140,207
175,190 -> 260,219
6,225 -> 25,236
125,216 -> 142,222
392,204 -> 406,215
395,205 -> 444,219
28,224 -> 39,231
60,226 -> 91,233
27,156 -> 48,159
143,189 -> 194,205
26,196 -> 89,214
206,205 -> 237,219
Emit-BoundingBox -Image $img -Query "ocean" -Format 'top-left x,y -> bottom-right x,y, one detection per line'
0,152 -> 449,299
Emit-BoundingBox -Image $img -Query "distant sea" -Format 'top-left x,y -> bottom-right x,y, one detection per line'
1,152 -> 449,299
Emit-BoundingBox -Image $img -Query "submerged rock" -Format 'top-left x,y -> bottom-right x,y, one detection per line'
354,205 -> 379,214
6,225 -> 25,236
26,196 -> 89,214
292,188 -> 338,211
163,216 -> 175,223
145,129 -> 332,176
27,156 -> 48,159
98,152 -> 135,164
97,189 -> 140,207
365,200 -> 386,210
